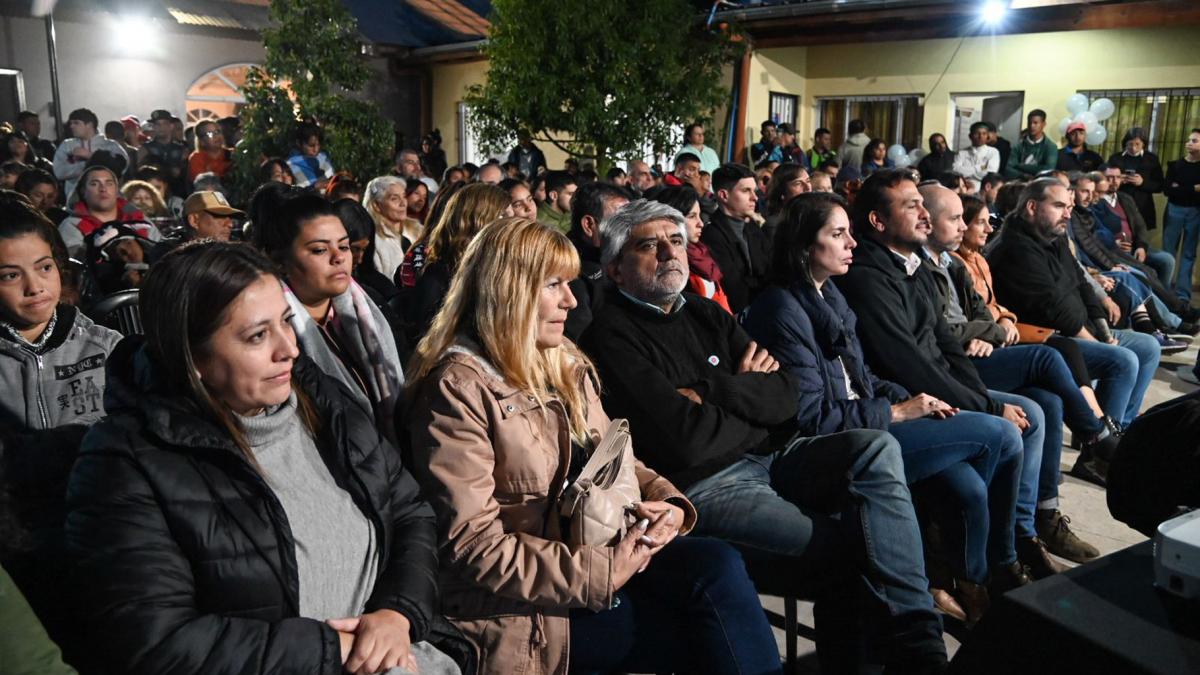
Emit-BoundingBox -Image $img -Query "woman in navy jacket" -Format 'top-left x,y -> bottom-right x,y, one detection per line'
743,192 -> 1025,626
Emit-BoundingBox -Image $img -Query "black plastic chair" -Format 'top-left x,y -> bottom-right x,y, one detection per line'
86,288 -> 143,336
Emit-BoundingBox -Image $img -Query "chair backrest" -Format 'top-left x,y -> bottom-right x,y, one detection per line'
86,288 -> 143,336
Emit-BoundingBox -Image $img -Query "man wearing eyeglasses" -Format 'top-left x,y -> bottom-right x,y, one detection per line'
187,120 -> 232,184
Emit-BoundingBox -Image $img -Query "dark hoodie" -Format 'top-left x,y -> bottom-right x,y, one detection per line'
564,227 -> 607,341
834,234 -> 1004,415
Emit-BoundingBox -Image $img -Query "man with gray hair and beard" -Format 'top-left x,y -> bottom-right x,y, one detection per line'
580,199 -> 948,674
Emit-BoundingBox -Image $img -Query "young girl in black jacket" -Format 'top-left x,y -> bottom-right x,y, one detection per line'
65,242 -> 467,675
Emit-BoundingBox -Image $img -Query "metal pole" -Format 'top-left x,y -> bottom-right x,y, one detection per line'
44,13 -> 63,142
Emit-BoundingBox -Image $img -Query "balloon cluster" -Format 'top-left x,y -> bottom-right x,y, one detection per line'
1057,95 -> 1115,146
887,144 -> 925,169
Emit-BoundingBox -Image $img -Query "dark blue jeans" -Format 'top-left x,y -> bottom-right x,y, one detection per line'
682,429 -> 945,670
1072,330 -> 1160,427
569,536 -> 781,674
890,412 -> 1023,583
973,344 -> 1106,527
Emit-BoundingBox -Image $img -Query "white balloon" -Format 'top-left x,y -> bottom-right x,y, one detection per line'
1058,116 -> 1073,136
1086,125 -> 1108,146
887,144 -> 908,161
1090,97 -> 1116,121
908,148 -> 926,164
894,155 -> 912,169
1074,110 -> 1098,128
1066,93 -> 1089,116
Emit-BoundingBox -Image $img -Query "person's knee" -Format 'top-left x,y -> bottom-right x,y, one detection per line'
1123,335 -> 1160,368
849,429 -> 905,475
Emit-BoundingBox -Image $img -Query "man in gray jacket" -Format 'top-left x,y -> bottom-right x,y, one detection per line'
52,108 -> 128,202
836,119 -> 871,170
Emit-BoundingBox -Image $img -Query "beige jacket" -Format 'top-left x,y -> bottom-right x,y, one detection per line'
407,343 -> 695,675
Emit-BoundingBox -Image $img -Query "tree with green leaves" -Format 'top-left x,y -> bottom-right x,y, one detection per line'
234,0 -> 393,198
464,0 -> 740,168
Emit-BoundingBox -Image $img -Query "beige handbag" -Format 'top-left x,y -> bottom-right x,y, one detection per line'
558,419 -> 641,547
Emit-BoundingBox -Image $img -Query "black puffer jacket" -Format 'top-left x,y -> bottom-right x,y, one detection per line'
64,337 -> 441,675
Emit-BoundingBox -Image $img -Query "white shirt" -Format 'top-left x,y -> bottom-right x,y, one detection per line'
953,145 -> 1000,181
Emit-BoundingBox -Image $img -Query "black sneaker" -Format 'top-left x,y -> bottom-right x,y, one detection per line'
1069,454 -> 1109,488
1175,321 -> 1200,337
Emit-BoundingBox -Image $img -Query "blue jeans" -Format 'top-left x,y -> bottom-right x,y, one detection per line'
1072,331 -> 1159,427
1144,248 -> 1176,290
569,537 -> 782,674
981,389 -> 1045,539
890,412 -> 1022,583
683,429 -> 945,668
1163,202 -> 1200,300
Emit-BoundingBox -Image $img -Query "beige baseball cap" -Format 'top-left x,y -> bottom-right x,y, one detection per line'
184,190 -> 244,217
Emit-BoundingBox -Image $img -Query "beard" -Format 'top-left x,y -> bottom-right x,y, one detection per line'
627,262 -> 689,307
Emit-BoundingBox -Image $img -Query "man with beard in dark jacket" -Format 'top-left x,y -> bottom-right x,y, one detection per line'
917,133 -> 955,180
563,181 -> 631,340
702,163 -> 772,314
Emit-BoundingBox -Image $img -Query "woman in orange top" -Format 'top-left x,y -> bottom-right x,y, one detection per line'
648,186 -> 732,313
186,119 -> 232,183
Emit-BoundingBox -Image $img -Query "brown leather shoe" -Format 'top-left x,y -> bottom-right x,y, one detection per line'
952,579 -> 990,628
1036,509 -> 1100,564
931,587 -> 966,623
989,561 -> 1032,596
1017,536 -> 1067,579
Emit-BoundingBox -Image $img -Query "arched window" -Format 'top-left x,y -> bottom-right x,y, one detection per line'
185,63 -> 257,123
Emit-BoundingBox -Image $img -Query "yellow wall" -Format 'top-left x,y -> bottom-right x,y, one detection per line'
746,25 -> 1200,148
428,59 -> 572,171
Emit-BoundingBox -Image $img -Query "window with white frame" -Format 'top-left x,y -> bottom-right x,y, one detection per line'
1077,88 -> 1200,161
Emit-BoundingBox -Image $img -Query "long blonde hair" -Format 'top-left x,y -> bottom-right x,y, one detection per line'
408,217 -> 595,441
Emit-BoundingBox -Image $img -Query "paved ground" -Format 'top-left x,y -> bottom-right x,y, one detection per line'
761,338 -> 1198,671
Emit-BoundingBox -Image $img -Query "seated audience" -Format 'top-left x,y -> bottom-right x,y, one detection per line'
185,119 -> 231,183
986,178 -> 1160,431
665,151 -> 703,192
401,183 -> 510,341
363,175 -> 420,280
762,163 -> 811,242
137,111 -> 186,198
0,193 -> 120,659
985,123 -> 1011,174
121,179 -> 173,226
59,164 -> 159,259
1107,127 -> 1164,231
259,156 -> 295,186
407,217 -> 779,675
1092,166 -> 1176,289
834,171 -> 1066,578
581,199 -> 947,673
860,138 -> 895,177
742,192 -> 1024,624
14,169 -> 68,225
917,133 -> 955,180
651,185 -> 731,314
810,171 -> 834,193
84,222 -> 154,294
953,122 -> 1000,189
498,177 -> 537,220
287,122 -> 335,190
405,178 -> 430,224
562,181 -> 631,340
475,162 -> 503,185
253,193 -> 406,441
132,165 -> 185,219
536,170 -> 577,233
333,198 -> 398,302
65,241 -> 462,674
703,163 -> 772,314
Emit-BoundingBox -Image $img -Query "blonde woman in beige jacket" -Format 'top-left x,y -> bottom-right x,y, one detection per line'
406,218 -> 781,675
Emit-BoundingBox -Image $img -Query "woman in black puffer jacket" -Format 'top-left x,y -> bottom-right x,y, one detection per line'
64,242 -> 470,675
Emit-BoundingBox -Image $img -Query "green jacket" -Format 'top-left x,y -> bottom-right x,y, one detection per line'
0,565 -> 77,675
537,201 -> 571,233
1006,135 -> 1058,179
